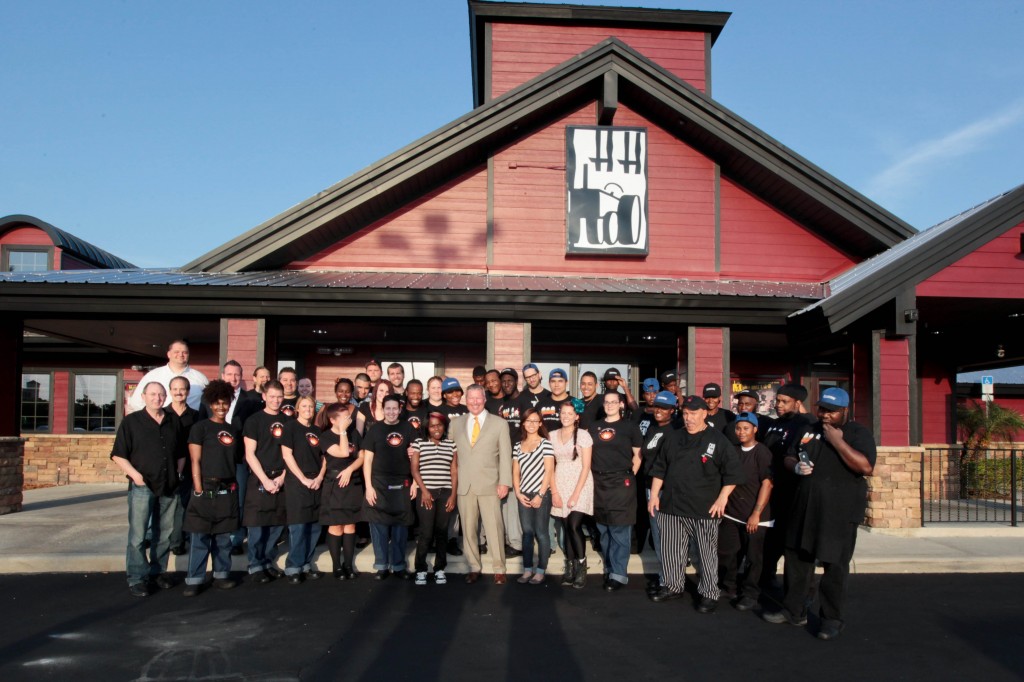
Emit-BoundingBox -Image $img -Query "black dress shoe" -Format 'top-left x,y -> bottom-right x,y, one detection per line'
356,537 -> 370,549
504,545 -> 522,558
603,578 -> 624,592
446,538 -> 463,556
154,574 -> 175,590
251,571 -> 271,584
265,566 -> 283,580
398,570 -> 415,580
649,587 -> 684,603
817,620 -> 845,641
288,574 -> 304,585
129,582 -> 149,598
306,570 -> 323,581
762,609 -> 808,626
733,595 -> 757,611
182,583 -> 201,597
696,597 -> 718,613
479,543 -> 488,555
170,542 -> 187,556
214,578 -> 237,590
374,570 -> 390,581
230,545 -> 244,556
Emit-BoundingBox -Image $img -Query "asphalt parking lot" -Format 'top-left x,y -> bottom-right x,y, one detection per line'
0,572 -> 1021,681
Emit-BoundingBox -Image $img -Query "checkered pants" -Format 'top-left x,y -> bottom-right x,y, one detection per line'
657,512 -> 719,600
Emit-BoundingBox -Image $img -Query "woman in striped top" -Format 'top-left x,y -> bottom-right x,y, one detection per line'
513,408 -> 555,584
409,412 -> 459,586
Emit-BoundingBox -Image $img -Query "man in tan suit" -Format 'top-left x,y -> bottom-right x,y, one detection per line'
451,384 -> 513,584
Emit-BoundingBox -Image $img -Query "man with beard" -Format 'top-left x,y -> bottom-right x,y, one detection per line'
516,363 -> 551,417
387,362 -> 406,396
402,379 -> 428,436
497,368 -> 522,440
484,369 -> 504,415
648,395 -> 743,613
577,371 -> 603,429
537,368 -> 572,433
762,387 -> 874,641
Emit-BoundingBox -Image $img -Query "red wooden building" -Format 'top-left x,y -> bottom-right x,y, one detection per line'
2,2 -> 1023,526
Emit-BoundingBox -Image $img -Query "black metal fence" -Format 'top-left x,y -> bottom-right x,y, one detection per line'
922,447 -> 1021,525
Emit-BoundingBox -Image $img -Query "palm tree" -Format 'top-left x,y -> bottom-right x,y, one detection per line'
957,400 -> 1024,457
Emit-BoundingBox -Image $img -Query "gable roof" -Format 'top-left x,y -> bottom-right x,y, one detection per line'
0,214 -> 136,269
184,38 -> 914,273
790,183 -> 1024,333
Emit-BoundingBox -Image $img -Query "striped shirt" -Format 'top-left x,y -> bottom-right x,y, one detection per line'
412,438 -> 456,490
514,438 -> 554,496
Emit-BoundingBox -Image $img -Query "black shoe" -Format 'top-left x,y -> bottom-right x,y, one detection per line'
696,597 -> 718,613
170,542 -> 187,556
333,568 -> 345,580
129,582 -> 149,598
817,620 -> 845,641
733,595 -> 757,611
265,566 -> 283,580
479,543 -> 488,555
649,587 -> 684,603
214,578 -> 237,590
374,570 -> 390,581
356,537 -> 370,549
504,545 -> 522,558
762,609 -> 808,626
154,574 -> 175,590
182,583 -> 201,597
446,538 -> 463,557
590,536 -> 601,553
288,574 -> 304,585
306,570 -> 323,581
251,571 -> 271,585
230,545 -> 244,556
398,570 -> 414,580
603,578 -> 624,592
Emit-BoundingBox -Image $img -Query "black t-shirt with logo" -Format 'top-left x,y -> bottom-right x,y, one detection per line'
188,419 -> 240,480
537,394 -> 572,434
361,420 -> 417,479
321,423 -> 364,485
516,388 -> 551,419
283,419 -> 325,477
402,403 -> 430,437
279,396 -> 299,420
243,410 -> 289,473
588,419 -> 642,472
498,395 -> 522,440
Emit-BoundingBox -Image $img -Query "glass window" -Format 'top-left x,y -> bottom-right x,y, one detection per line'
7,250 -> 49,272
21,372 -> 51,432
73,374 -> 118,432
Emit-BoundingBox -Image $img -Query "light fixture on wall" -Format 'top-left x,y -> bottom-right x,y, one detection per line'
996,344 -> 1006,359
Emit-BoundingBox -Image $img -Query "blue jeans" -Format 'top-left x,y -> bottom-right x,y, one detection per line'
247,524 -> 284,574
186,532 -> 233,584
126,482 -> 178,586
285,522 -> 320,575
369,523 -> 408,572
597,523 -> 631,584
229,462 -> 249,548
518,492 -> 552,573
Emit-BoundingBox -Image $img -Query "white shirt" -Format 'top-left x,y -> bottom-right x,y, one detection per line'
128,364 -> 210,412
466,410 -> 487,442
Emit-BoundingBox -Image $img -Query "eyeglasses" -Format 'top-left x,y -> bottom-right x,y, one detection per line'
523,373 -> 539,380
523,419 -> 542,425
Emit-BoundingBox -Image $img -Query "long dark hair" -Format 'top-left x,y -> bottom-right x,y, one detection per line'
518,408 -> 550,442
560,401 -> 581,460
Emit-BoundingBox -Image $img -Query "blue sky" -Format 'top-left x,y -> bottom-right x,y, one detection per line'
2,0 -> 1022,268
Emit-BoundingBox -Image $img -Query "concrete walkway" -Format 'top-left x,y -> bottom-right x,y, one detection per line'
2,483 -> 1022,574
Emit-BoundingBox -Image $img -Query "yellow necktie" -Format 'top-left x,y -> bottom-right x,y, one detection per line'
471,416 -> 480,446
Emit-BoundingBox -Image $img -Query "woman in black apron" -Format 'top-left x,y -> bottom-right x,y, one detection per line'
362,394 -> 418,580
320,403 -> 365,579
281,396 -> 327,584
183,380 -> 241,596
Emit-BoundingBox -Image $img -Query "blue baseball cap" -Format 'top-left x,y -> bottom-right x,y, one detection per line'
549,368 -> 567,380
522,363 -> 540,375
652,391 -> 677,409
734,411 -> 759,428
818,387 -> 850,410
441,377 -> 462,393
642,378 -> 660,393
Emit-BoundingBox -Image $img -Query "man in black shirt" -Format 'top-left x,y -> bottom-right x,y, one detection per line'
603,368 -> 639,418
484,369 -> 504,415
703,382 -> 735,434
762,387 -> 876,640
578,371 -> 602,429
516,363 -> 551,415
402,379 -> 428,435
110,381 -> 187,597
537,367 -> 571,433
649,395 -> 743,613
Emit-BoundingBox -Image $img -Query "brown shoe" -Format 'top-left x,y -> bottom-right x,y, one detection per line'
493,573 -> 507,585
465,572 -> 480,584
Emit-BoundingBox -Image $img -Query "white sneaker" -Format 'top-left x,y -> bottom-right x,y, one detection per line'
415,571 -> 428,585
434,570 -> 447,585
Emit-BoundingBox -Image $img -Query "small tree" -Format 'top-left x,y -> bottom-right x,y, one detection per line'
956,400 -> 1024,458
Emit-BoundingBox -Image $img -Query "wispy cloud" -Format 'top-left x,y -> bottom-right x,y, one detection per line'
865,99 -> 1024,199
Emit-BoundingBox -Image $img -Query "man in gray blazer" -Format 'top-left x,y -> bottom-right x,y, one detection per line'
451,384 -> 513,584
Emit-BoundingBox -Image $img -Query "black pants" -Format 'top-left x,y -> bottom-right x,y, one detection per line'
559,511 -> 587,562
633,472 -> 650,553
414,488 -> 453,572
717,519 -> 766,599
782,522 -> 858,624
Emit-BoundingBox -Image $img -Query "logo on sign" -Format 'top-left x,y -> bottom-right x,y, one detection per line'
566,126 -> 648,255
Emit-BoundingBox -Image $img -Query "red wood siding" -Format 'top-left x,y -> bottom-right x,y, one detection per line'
879,337 -> 910,446
693,327 -> 724,394
719,177 -> 855,282
491,103 -> 717,277
917,220 -> 1024,298
920,360 -> 954,444
294,167 -> 488,271
0,225 -> 48,246
490,22 -> 707,100
224,319 -> 260,386
852,341 -> 871,427
493,322 -> 525,372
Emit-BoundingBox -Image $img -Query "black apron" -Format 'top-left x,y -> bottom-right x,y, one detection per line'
242,468 -> 287,527
592,470 -> 636,526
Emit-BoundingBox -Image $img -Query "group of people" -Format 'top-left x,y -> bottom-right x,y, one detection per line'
112,341 -> 875,640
